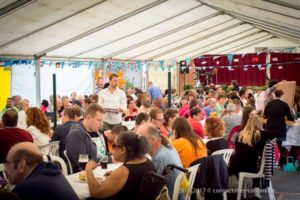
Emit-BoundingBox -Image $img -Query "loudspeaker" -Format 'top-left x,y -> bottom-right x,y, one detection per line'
179,60 -> 189,74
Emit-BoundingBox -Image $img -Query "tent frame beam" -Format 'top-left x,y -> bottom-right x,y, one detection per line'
263,0 -> 300,11
190,31 -> 266,59
217,35 -> 275,54
147,21 -> 244,60
167,28 -> 257,60
130,17 -> 236,60
174,29 -> 263,60
0,0 -> 107,48
227,13 -> 300,36
0,0 -> 35,18
103,11 -> 221,59
232,1 -> 300,20
197,0 -> 300,33
34,0 -> 168,57
72,3 -> 205,57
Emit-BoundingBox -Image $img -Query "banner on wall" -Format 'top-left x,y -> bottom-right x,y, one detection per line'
255,46 -> 297,53
0,66 -> 11,110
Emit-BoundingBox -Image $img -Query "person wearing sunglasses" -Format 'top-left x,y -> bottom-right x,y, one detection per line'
85,132 -> 156,199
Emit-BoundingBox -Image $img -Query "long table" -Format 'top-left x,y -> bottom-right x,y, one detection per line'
66,163 -> 122,200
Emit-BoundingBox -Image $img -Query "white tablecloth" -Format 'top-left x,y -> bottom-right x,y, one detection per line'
66,163 -> 122,200
122,121 -> 135,130
282,119 -> 300,151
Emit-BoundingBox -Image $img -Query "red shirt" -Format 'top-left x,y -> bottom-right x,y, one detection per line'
179,104 -> 189,117
188,118 -> 204,138
0,127 -> 33,163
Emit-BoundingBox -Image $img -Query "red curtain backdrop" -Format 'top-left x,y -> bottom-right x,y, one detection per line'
193,53 -> 266,67
270,53 -> 300,63
193,53 -> 267,86
270,53 -> 300,85
214,66 -> 265,86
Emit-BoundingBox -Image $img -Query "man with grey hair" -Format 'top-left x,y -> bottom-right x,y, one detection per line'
221,103 -> 241,138
204,98 -> 217,117
17,99 -> 30,129
5,142 -> 78,200
136,123 -> 182,197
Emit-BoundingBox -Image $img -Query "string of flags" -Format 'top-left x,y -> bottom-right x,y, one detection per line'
0,58 -> 179,72
1,52 -> 299,72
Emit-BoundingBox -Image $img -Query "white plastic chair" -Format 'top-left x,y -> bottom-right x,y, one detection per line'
237,146 -> 276,200
64,150 -> 73,174
212,149 -> 234,165
38,141 -> 60,156
0,163 -> 7,180
170,164 -> 200,200
43,155 -> 68,176
172,171 -> 187,200
184,164 -> 200,200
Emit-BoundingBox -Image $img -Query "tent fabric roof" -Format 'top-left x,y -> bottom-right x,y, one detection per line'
0,0 -> 299,61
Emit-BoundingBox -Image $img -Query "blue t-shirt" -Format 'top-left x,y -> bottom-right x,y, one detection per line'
152,145 -> 183,197
147,86 -> 162,103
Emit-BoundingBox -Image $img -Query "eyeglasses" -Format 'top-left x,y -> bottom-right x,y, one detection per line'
112,143 -> 122,149
4,159 -> 20,167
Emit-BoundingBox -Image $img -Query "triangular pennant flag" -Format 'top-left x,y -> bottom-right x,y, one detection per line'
88,61 -> 93,69
103,62 -> 108,70
185,58 -> 191,66
130,63 -> 134,72
172,60 -> 176,70
227,54 -> 233,65
257,64 -> 262,70
159,60 -> 164,71
136,61 -> 141,72
145,62 -> 149,72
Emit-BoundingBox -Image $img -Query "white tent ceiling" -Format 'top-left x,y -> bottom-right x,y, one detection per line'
0,0 -> 299,61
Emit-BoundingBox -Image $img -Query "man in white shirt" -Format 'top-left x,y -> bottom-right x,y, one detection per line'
98,73 -> 127,131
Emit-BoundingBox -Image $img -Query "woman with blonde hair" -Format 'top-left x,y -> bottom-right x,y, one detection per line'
205,116 -> 228,155
229,114 -> 271,198
172,117 -> 207,168
26,107 -> 50,146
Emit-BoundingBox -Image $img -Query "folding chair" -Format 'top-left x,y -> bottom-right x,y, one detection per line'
64,150 -> 73,174
43,155 -> 68,176
38,141 -> 60,156
211,149 -> 234,165
164,164 -> 200,200
237,141 -> 276,200
227,125 -> 240,149
137,171 -> 168,200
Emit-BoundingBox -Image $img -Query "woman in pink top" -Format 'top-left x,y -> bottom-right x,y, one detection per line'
178,96 -> 189,116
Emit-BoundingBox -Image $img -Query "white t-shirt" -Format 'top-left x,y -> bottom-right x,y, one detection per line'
27,125 -> 49,147
98,87 -> 127,124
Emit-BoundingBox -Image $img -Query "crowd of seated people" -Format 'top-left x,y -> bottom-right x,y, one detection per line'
1,77 -> 300,200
